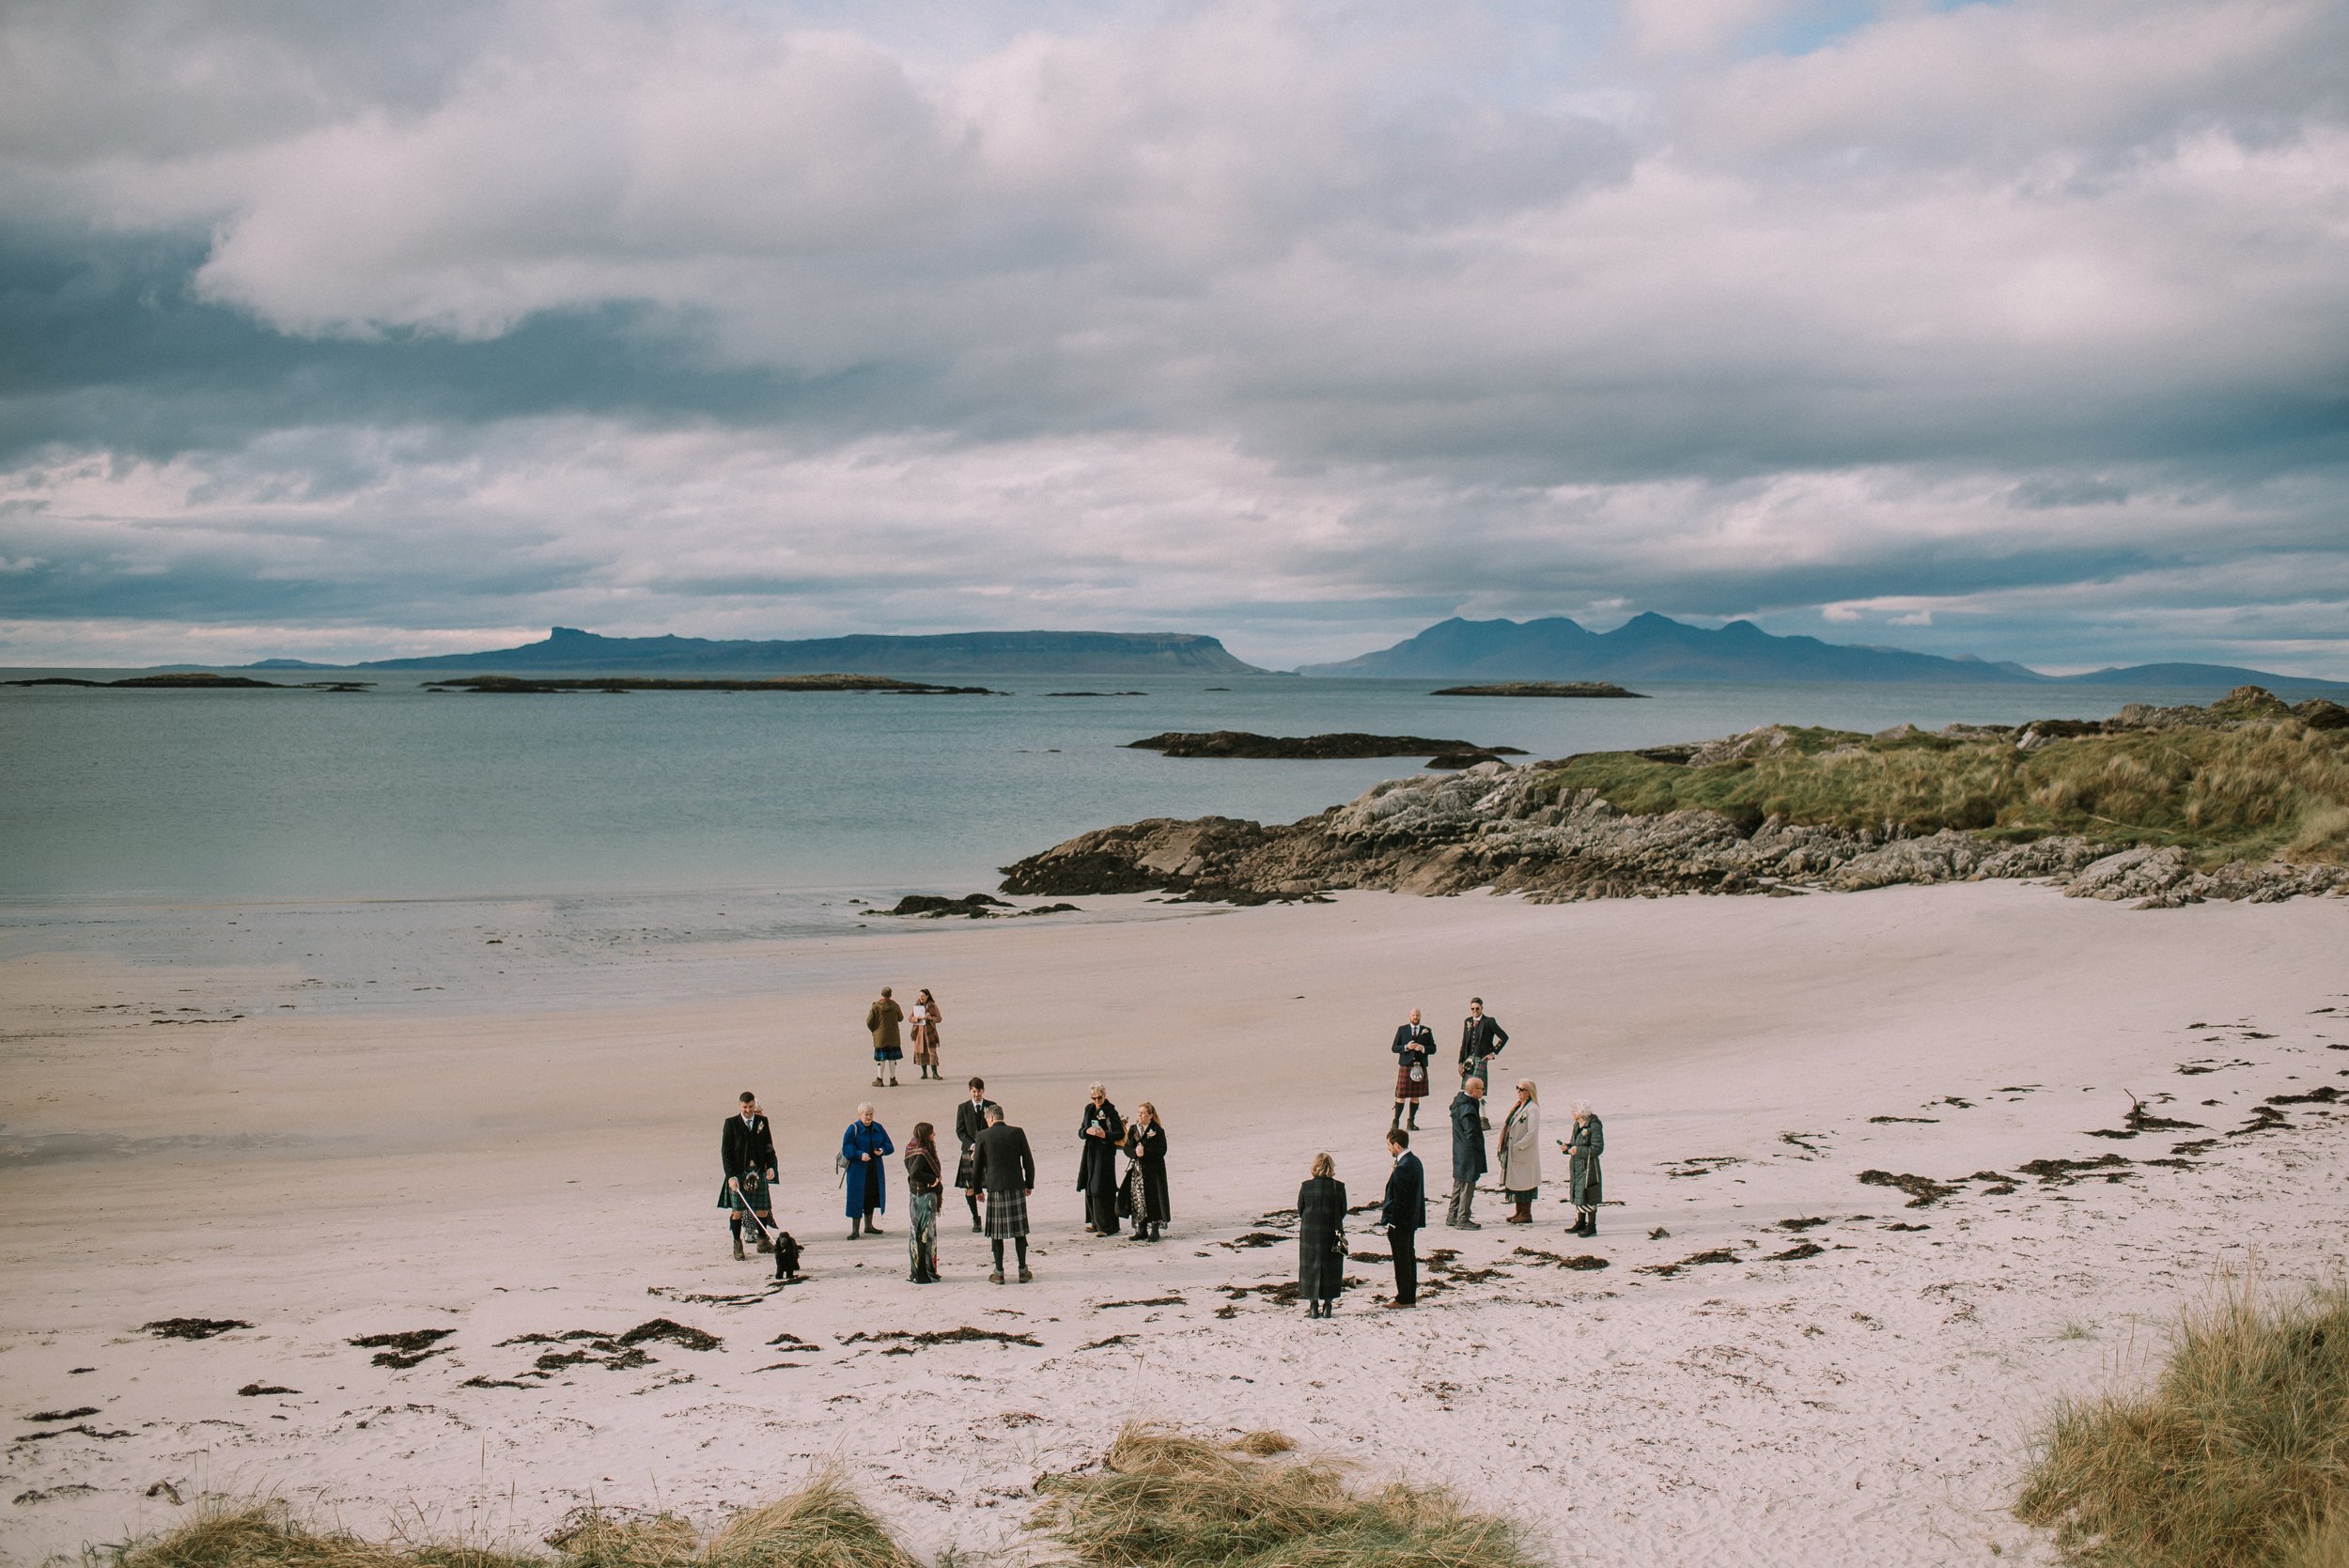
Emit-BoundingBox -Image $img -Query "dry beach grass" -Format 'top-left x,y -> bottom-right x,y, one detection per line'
1554,699 -> 2349,866
2017,1275 -> 2349,1568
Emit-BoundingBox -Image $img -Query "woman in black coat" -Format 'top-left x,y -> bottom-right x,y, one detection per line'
1297,1152 -> 1347,1318
1123,1101 -> 1171,1242
1078,1082 -> 1126,1235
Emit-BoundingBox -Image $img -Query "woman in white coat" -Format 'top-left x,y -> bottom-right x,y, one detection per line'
1498,1079 -> 1542,1224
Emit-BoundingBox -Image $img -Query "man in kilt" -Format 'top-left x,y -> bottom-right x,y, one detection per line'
971,1105 -> 1036,1284
1391,1007 -> 1436,1131
720,1091 -> 777,1260
954,1077 -> 1000,1233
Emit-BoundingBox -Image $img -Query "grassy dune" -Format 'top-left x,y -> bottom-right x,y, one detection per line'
2016,1278 -> 2349,1568
114,1431 -> 1532,1568
1549,696 -> 2349,868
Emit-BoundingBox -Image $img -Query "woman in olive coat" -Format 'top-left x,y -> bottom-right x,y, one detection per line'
1296,1152 -> 1347,1317
1564,1101 -> 1605,1236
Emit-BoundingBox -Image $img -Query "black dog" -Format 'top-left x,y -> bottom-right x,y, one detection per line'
770,1231 -> 802,1281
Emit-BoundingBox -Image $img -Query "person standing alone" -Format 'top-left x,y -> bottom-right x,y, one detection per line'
1381,1128 -> 1425,1307
1448,1076 -> 1488,1229
1391,1008 -> 1436,1130
719,1091 -> 777,1261
866,986 -> 905,1088
1459,997 -> 1508,1087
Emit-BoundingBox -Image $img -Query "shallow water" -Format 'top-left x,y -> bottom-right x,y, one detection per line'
0,670 -> 2271,905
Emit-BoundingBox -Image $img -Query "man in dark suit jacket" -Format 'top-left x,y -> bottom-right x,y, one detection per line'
954,1077 -> 1001,1233
1458,997 -> 1508,1084
972,1107 -> 1037,1284
1391,1009 -> 1437,1131
721,1091 -> 778,1260
1380,1128 -> 1427,1306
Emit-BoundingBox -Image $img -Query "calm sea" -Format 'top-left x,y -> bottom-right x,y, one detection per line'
0,670 -> 2270,906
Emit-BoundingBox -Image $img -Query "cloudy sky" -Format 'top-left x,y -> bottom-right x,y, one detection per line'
2,0 -> 2344,673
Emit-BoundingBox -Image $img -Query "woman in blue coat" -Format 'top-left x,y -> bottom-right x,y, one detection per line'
842,1102 -> 895,1240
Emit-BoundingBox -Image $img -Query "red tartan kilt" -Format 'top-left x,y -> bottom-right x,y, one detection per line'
1394,1059 -> 1430,1099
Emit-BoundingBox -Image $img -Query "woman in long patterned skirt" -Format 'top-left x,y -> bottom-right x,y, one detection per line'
904,1121 -> 942,1282
1123,1102 -> 1171,1242
908,988 -> 942,1079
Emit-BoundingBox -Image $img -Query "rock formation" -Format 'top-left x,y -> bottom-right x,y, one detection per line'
1004,690 -> 2349,908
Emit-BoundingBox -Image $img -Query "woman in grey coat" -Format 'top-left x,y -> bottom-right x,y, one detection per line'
1497,1079 -> 1541,1224
1296,1152 -> 1347,1317
1564,1101 -> 1605,1236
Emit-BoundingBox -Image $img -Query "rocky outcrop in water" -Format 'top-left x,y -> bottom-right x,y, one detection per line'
1125,731 -> 1525,760
1002,759 -> 2346,908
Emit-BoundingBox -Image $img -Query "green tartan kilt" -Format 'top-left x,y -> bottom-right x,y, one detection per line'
718,1171 -> 772,1212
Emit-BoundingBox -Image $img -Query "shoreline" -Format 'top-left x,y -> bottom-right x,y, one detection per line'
3,885 -> 2344,1566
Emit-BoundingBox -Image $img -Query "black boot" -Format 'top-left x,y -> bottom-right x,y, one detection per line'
1406,1103 -> 1419,1130
1390,1103 -> 1403,1130
848,1216 -> 863,1240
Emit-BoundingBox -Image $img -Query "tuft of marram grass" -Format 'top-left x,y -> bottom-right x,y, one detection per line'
1034,1425 -> 1541,1568
119,1475 -> 916,1568
2015,1276 -> 2349,1568
1229,1431 -> 1299,1456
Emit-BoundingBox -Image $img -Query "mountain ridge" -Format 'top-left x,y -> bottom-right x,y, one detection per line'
1296,613 -> 2346,690
344,626 -> 1269,676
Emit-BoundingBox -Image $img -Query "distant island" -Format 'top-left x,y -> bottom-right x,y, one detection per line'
1127,731 -> 1526,761
1300,611 -> 2349,690
1432,681 -> 1647,698
422,674 -> 1001,695
8,673 -> 371,691
350,626 -> 1267,677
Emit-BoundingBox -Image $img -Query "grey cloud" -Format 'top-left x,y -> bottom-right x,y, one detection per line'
1,0 -> 2345,675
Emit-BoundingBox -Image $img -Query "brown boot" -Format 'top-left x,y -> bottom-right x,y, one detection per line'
731,1229 -> 746,1261
1508,1200 -> 1532,1224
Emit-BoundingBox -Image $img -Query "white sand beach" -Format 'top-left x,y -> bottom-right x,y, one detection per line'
2,884 -> 2344,1567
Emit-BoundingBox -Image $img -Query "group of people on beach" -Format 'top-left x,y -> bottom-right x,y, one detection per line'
717,988 -> 1603,1311
721,1067 -> 1174,1287
1285,1000 -> 1603,1315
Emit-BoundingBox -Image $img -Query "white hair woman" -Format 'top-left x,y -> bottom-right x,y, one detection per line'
1078,1082 -> 1125,1234
1563,1100 -> 1605,1237
840,1100 -> 894,1240
1498,1079 -> 1542,1224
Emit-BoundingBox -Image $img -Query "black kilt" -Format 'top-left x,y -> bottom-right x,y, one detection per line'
955,1149 -> 979,1190
983,1188 -> 1030,1238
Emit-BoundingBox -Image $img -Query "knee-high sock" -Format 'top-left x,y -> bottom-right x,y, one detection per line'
1014,1236 -> 1030,1266
991,1238 -> 1005,1270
